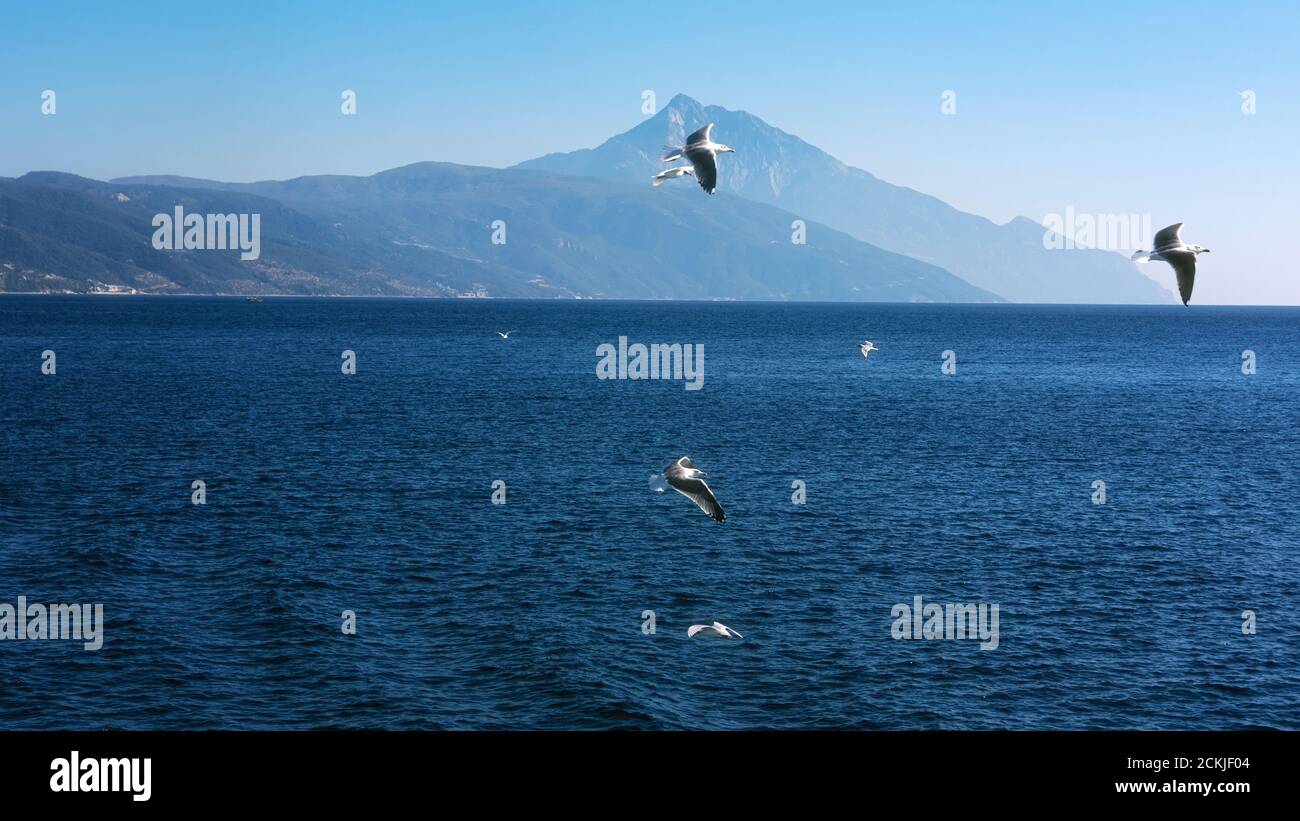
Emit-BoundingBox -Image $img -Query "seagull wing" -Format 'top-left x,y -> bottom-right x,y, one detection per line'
714,622 -> 742,638
665,474 -> 726,522
687,625 -> 708,638
1163,250 -> 1197,305
686,147 -> 718,194
1153,223 -> 1184,253
684,123 -> 714,147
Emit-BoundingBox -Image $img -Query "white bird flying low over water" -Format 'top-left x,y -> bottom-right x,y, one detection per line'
496,330 -> 515,339
663,456 -> 726,523
1131,223 -> 1210,306
662,124 -> 735,195
687,622 -> 743,639
651,166 -> 695,186
859,340 -> 879,359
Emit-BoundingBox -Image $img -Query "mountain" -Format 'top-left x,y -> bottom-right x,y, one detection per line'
0,172 -> 493,296
517,94 -> 1175,304
0,166 -> 999,301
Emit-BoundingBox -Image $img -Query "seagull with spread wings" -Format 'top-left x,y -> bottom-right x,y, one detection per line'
687,622 -> 743,639
661,124 -> 735,195
662,456 -> 726,523
1132,223 -> 1211,306
651,166 -> 695,186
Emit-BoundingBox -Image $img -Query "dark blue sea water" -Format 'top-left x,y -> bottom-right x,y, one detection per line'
2,296 -> 1298,729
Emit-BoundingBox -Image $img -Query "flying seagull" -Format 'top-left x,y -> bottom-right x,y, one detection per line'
662,124 -> 735,195
651,166 -> 695,186
496,330 -> 515,340
663,456 -> 726,523
687,622 -> 743,639
1132,223 -> 1210,306
859,340 -> 879,359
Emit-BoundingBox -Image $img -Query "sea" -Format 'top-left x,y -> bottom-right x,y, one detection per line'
1,296 -> 1297,729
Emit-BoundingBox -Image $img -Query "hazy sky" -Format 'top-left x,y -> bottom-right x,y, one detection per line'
2,1 -> 1296,304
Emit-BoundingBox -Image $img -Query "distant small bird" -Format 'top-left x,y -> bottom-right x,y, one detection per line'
662,124 -> 735,195
687,622 -> 743,639
496,330 -> 515,340
1132,223 -> 1210,306
651,166 -> 695,186
859,340 -> 878,359
663,456 -> 725,523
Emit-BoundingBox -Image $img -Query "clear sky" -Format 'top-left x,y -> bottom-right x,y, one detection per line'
2,1 -> 1296,304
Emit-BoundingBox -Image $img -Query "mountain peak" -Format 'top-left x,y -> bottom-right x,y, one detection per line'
515,101 -> 1176,304
655,94 -> 709,134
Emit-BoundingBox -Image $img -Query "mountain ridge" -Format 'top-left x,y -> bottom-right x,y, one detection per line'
516,93 -> 1174,304
1,163 -> 999,301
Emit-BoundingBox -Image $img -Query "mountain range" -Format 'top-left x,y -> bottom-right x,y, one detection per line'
1,166 -> 994,300
0,94 -> 1170,303
519,94 -> 1173,304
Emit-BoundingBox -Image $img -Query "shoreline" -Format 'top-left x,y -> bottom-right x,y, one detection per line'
0,292 -> 1286,308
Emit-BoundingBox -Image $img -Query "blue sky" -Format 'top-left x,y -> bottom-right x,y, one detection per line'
2,1 -> 1296,303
